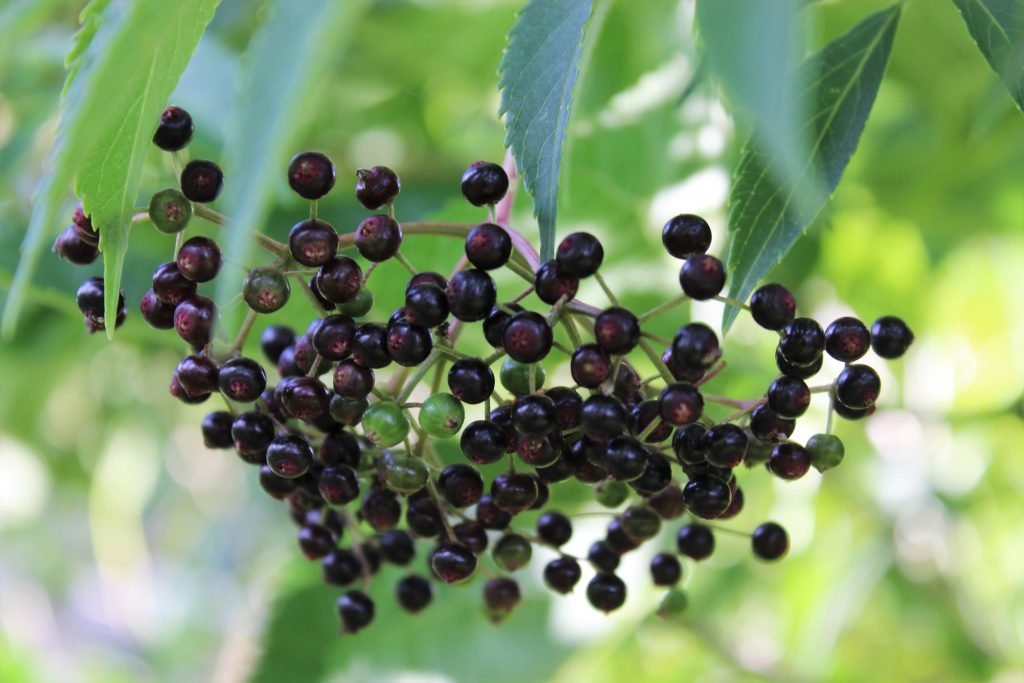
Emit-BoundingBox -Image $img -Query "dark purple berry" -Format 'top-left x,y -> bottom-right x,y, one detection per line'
512,394 -> 556,435
201,411 -> 234,449
648,483 -> 686,520
447,269 -> 496,322
298,523 -> 336,559
775,345 -> 822,379
475,495 -> 512,530
483,577 -> 521,621
430,542 -> 477,583
490,472 -> 538,514
405,284 -> 448,328
316,256 -> 362,304
355,215 -> 402,262
767,375 -> 811,418
749,404 -> 795,443
318,466 -> 359,505
259,465 -> 297,499
751,522 -> 789,561
587,573 -> 626,613
835,363 -> 881,409
153,106 -> 194,151
289,219 -> 338,267
555,232 -> 604,278
580,395 -> 628,442
355,166 -> 399,209
465,223 -> 512,270
288,151 -> 335,200
779,317 -> 825,365
173,296 -> 216,346
176,236 -> 221,282
396,575 -> 433,613
679,253 -> 725,300
176,354 -> 219,397
533,261 -> 579,305
672,423 -> 708,464
676,523 -> 715,560
671,322 -> 721,371
447,359 -> 494,404
544,557 -> 581,594
750,283 -> 796,330
218,357 -> 266,402
705,423 -> 748,468
276,376 -> 330,421
231,411 -> 274,463
266,435 -> 314,479
351,323 -> 391,368
502,311 -> 553,363
825,316 -> 871,362
593,307 -> 641,355
650,553 -> 682,586
683,476 -> 731,519
386,320 -> 432,367
337,590 -> 374,634
152,261 -> 196,306
139,289 -> 176,329
312,315 -> 356,360
601,435 -> 647,481
460,420 -> 507,465
461,161 -> 508,206
768,442 -> 811,480
871,316 -> 914,359
537,511 -> 572,546
438,464 -> 485,508
630,400 -> 672,443
180,160 -> 223,203
662,214 -> 711,259
54,225 -> 98,264
658,382 -> 704,426
454,521 -> 489,553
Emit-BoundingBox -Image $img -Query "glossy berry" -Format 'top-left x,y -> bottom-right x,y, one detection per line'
594,307 -> 640,354
378,530 -> 415,565
176,354 -> 219,397
648,483 -> 687,520
430,542 -> 477,583
355,215 -> 403,262
316,256 -> 362,304
180,160 -> 223,203
288,151 -> 335,200
465,223 -> 512,270
580,395 -> 628,442
676,523 -> 715,560
835,363 -> 881,409
751,522 -> 789,561
217,357 -> 266,402
396,575 -> 433,613
139,289 -> 176,330
475,495 -> 512,530
779,317 -> 825,365
749,404 -> 795,443
447,269 -> 496,322
149,188 -> 192,234
503,311 -> 553,363
767,375 -> 811,418
587,541 -> 620,573
704,423 -> 748,468
775,346 -> 822,380
338,590 -> 375,634
768,442 -> 812,480
662,214 -> 712,259
602,435 -> 648,481
460,420 -> 507,465
266,435 -> 314,479
629,450 -> 673,496
483,577 -> 521,621
555,232 -> 604,278
360,489 -> 401,531
587,573 -> 627,613
333,360 -> 375,398
672,423 -> 708,464
871,316 -> 914,359
536,511 -> 572,546
491,472 -> 538,514
825,316 -> 871,362
318,466 -> 360,505
152,261 -> 197,306
683,476 -> 731,519
386,320 -> 432,366
355,166 -> 400,209
361,401 -> 409,447
671,323 -> 721,371
548,386 -> 582,429
322,549 -> 363,586
54,225 -> 98,264
499,358 -> 545,396
420,393 -> 464,438
405,284 -> 448,328
650,553 -> 682,586
310,315 -> 354,361
176,236 -> 221,282
201,411 -> 234,449
533,261 -> 579,305
243,267 -> 290,313
679,253 -> 726,300
276,376 -> 330,421
289,219 -> 338,267
493,534 -> 532,571
231,411 -> 275,463
749,283 -> 796,330
153,106 -> 193,151
438,464 -> 484,508
319,429 -> 361,469
658,382 -> 704,426
259,466 -> 296,499
71,205 -> 98,244
447,358 -> 494,404
630,400 -> 672,443
512,394 -> 556,435
461,161 -> 508,206
173,296 -> 216,346
352,323 -> 391,368
544,557 -> 582,594
806,433 -> 845,472
297,523 -> 336,559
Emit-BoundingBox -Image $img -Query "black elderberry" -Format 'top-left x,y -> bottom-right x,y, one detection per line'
298,523 -> 336,560
311,315 -> 355,360
153,106 -> 193,151
322,549 -> 363,587
580,395 -> 628,442
676,523 -> 715,560
602,435 -> 647,482
824,316 -> 871,362
266,435 -> 314,479
180,160 -> 223,203
749,283 -> 796,330
201,411 -> 234,449
447,269 -> 497,322
650,553 -> 682,586
313,258 -> 361,307
405,283 -> 449,328
430,542 -> 477,583
454,521 -> 489,553
630,400 -> 672,443
278,376 -> 330,421
662,214 -> 712,259
768,442 -> 812,480
438,464 -> 485,508
338,590 -> 375,634
775,345 -> 822,380
460,420 -> 507,464
648,483 -> 686,520
385,320 -> 432,367
718,486 -> 745,519
779,317 -> 825,365
751,522 -> 789,561
54,225 -> 98,264
658,382 -> 704,426
835,363 -> 881,409
406,496 -> 444,538
317,466 -> 359,505
833,400 -> 875,421
176,355 -> 219,398
502,311 -> 553,363
871,316 -> 914,359
536,454 -> 575,484
569,343 -> 611,388
152,261 -> 197,306
705,423 -> 748,468
360,488 -> 402,532
465,223 -> 512,270
587,541 -> 620,573
544,557 -> 582,595
483,577 -> 522,622
176,236 -> 222,282
587,573 -> 627,613
396,574 -> 433,614
355,215 -> 403,262
355,166 -> 400,209
536,511 -> 572,547
288,151 -> 335,200
512,394 -> 557,436
461,161 -> 508,206
76,277 -> 125,332
767,375 -> 811,418
683,476 -> 732,519
671,322 -> 721,371
533,261 -> 579,305
490,472 -> 538,514
679,253 -> 726,300
319,429 -> 361,468
749,404 -> 795,443
594,306 -> 642,356
605,518 -> 640,555
351,323 -> 391,369
555,231 -> 604,278
218,357 -> 266,402
231,411 -> 275,463
474,495 -> 512,530
139,290 -> 176,329
173,295 -> 216,346
289,219 -> 338,267
71,205 -> 98,244
259,465 -> 298,499
672,423 -> 708,464
548,387 -> 583,429
445,358 -> 493,405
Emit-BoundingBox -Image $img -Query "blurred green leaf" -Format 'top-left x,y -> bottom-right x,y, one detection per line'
215,0 -> 369,328
2,0 -> 220,339
723,5 -> 900,331
952,0 -> 1024,112
499,0 -> 596,262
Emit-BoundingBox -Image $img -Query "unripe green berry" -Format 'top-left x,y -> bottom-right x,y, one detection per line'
338,288 -> 373,317
657,588 -> 689,619
807,433 -> 845,472
419,393 -> 465,439
362,401 -> 409,447
621,505 -> 661,541
499,358 -> 545,396
595,480 -> 629,508
492,533 -> 532,571
243,267 -> 291,313
149,188 -> 192,234
378,449 -> 427,494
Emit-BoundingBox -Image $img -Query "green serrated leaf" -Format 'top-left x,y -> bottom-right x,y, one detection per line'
952,0 -> 1024,112
215,0 -> 369,330
2,0 -> 219,340
249,579 -> 339,683
723,5 -> 901,331
499,0 -> 596,262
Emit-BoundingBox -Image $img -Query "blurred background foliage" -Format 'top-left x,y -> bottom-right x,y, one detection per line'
1,0 -> 1023,682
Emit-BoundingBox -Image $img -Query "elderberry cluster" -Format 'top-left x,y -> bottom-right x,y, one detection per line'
53,105 -> 915,633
